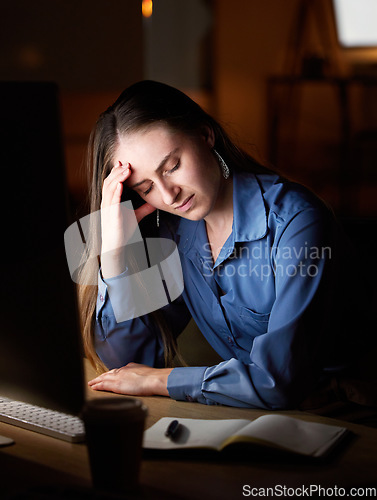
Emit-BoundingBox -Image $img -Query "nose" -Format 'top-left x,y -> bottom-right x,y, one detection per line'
159,181 -> 180,206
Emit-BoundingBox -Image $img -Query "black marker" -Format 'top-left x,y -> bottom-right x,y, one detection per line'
165,419 -> 180,439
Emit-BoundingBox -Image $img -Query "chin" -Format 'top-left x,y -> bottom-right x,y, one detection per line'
181,207 -> 209,221
183,213 -> 204,221
164,203 -> 209,221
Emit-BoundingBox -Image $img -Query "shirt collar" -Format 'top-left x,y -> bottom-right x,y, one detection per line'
232,171 -> 268,243
176,170 -> 268,255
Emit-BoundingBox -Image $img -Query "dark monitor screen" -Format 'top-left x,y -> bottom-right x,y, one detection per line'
0,82 -> 85,415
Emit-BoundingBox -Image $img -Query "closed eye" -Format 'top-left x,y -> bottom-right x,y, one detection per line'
143,184 -> 153,196
142,160 -> 180,196
165,160 -> 180,175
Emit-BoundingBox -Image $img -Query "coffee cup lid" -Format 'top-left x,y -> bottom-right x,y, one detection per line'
82,397 -> 148,420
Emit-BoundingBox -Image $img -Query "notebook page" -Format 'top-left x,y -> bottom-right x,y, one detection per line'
232,414 -> 347,456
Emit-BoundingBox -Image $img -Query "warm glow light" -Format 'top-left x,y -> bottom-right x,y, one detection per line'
142,0 -> 153,18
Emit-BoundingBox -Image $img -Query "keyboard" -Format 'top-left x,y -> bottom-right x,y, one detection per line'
0,396 -> 85,443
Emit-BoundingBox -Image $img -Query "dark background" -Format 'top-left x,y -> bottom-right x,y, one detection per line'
2,0 -> 376,217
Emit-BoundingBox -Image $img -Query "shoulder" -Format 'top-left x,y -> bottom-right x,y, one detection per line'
243,172 -> 330,219
233,171 -> 334,240
265,174 -> 326,211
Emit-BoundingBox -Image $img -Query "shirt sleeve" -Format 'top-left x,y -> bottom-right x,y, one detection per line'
95,270 -> 191,369
167,207 -> 342,409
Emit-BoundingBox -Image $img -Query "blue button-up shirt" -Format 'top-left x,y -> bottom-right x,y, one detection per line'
95,171 -> 361,409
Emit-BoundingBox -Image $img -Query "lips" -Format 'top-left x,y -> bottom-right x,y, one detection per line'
176,194 -> 194,212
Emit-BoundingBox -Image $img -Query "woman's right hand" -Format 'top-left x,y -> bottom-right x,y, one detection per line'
100,161 -> 156,279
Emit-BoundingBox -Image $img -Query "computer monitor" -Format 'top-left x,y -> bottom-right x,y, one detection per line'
0,81 -> 85,416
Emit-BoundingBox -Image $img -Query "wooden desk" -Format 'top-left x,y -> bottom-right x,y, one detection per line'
1,362 -> 377,499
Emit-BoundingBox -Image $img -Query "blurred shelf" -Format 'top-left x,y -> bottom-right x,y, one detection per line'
267,75 -> 377,216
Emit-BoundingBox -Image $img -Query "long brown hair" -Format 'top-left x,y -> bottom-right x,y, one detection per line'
79,80 -> 271,373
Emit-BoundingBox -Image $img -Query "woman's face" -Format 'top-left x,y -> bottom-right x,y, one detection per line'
114,124 -> 225,221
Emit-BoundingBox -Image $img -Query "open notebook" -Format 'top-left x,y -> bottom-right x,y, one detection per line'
143,414 -> 348,458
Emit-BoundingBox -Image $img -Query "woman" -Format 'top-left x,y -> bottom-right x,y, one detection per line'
80,80 -> 367,410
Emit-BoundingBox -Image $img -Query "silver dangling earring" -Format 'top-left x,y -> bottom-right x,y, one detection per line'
213,148 -> 230,179
156,209 -> 160,228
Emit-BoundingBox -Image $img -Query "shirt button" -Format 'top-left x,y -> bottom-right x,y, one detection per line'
227,336 -> 233,345
99,294 -> 104,302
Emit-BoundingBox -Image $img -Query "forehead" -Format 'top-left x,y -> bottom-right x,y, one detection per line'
115,124 -> 180,164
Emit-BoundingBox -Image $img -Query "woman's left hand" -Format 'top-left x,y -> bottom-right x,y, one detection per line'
88,363 -> 172,397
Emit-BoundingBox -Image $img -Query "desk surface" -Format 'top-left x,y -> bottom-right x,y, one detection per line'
1,362 -> 377,499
